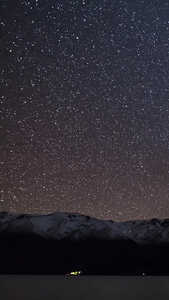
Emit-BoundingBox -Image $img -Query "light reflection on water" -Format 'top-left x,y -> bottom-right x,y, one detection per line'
1,275 -> 169,300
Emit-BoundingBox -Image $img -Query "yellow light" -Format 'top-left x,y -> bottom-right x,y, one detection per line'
67,271 -> 82,275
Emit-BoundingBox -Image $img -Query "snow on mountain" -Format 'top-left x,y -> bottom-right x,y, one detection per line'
0,211 -> 169,245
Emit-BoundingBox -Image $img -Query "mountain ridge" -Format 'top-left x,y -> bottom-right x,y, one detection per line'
0,211 -> 169,245
1,211 -> 169,275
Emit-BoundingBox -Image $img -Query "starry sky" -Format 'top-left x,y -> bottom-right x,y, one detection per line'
1,0 -> 169,221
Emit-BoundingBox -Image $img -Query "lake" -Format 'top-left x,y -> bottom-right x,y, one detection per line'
1,275 -> 169,300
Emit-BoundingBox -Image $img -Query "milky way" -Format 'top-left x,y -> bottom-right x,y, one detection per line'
1,0 -> 169,221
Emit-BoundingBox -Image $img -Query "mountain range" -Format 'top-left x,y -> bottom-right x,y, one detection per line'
0,211 -> 169,275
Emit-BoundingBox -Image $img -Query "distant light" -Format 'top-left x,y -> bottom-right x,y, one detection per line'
67,271 -> 82,276
143,273 -> 145,276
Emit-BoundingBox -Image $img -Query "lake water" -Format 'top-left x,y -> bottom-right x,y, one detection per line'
1,275 -> 169,300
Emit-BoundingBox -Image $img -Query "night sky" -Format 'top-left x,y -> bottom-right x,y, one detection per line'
1,0 -> 169,221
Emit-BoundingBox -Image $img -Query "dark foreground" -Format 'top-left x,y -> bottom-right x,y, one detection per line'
1,275 -> 169,300
1,233 -> 169,275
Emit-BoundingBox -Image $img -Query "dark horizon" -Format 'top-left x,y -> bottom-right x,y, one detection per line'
0,209 -> 169,223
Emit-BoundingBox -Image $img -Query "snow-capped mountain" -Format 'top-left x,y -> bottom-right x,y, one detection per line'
0,211 -> 169,244
1,211 -> 169,275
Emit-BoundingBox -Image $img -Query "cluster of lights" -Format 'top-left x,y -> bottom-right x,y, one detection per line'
67,271 -> 82,276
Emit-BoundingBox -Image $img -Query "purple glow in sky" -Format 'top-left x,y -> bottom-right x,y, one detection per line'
1,0 -> 169,221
